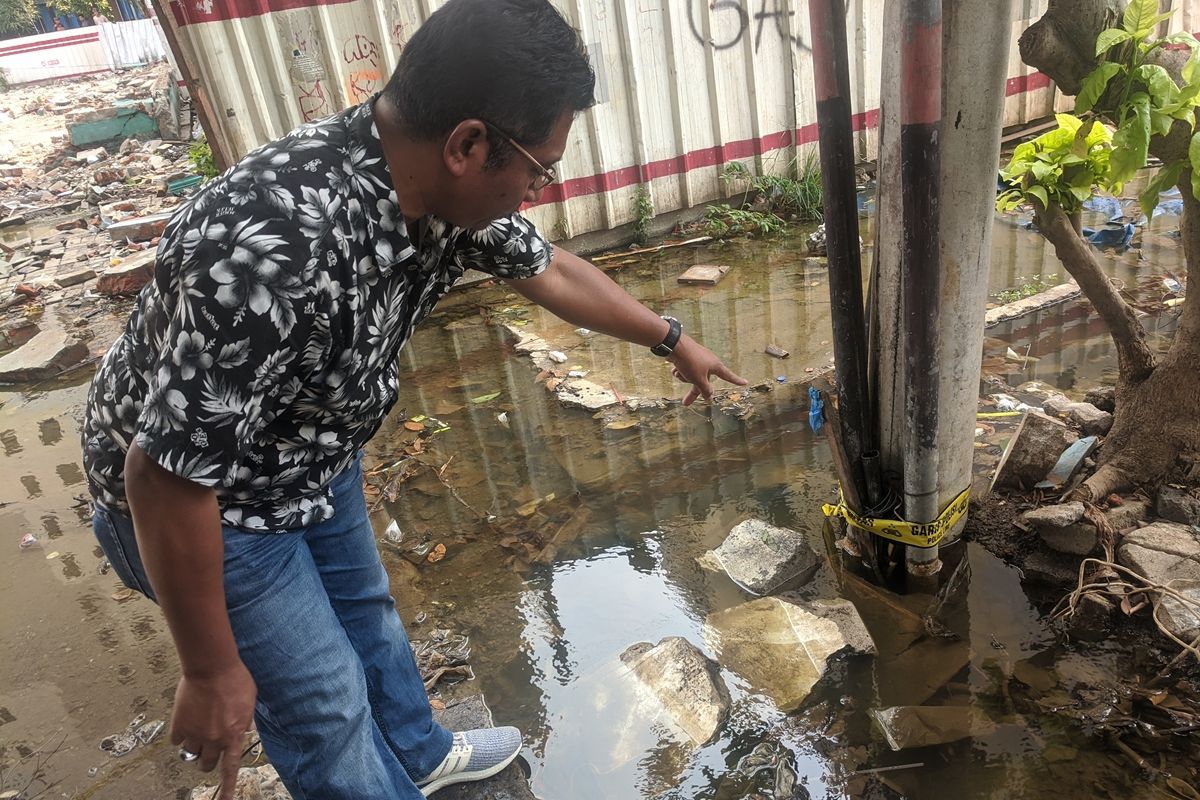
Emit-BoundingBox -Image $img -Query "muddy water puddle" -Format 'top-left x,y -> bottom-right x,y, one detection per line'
0,216 -> 1192,798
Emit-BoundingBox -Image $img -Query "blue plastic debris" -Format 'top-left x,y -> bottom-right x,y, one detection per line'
808,387 -> 825,433
1153,199 -> 1184,218
1082,195 -> 1124,222
1082,223 -> 1135,249
1035,436 -> 1099,490
776,375 -> 787,384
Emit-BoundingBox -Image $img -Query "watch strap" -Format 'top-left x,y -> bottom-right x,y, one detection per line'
651,316 -> 682,357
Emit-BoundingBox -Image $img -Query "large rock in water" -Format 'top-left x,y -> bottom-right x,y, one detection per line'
705,597 -> 874,711
870,706 -> 997,750
1118,522 -> 1200,642
702,518 -> 820,595
620,637 -> 730,745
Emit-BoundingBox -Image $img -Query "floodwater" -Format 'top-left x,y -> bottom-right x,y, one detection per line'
0,211 -> 1191,799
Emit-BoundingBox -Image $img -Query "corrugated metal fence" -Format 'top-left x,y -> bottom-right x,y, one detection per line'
159,0 -> 1194,241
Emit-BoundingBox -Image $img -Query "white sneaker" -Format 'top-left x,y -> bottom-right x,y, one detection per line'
416,727 -> 523,796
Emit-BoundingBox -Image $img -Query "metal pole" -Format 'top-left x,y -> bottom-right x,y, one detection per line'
900,0 -> 942,577
808,0 -> 875,508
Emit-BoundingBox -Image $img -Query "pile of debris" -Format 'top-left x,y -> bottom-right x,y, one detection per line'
0,65 -> 208,384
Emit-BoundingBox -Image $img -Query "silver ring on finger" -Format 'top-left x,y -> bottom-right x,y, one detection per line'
179,748 -> 200,763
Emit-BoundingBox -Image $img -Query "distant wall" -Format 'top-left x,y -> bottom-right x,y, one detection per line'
159,0 -> 1200,240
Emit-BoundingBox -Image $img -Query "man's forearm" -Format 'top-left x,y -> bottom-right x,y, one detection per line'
506,248 -> 672,348
124,444 -> 241,679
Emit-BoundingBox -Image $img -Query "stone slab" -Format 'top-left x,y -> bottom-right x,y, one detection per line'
55,267 -> 96,288
705,596 -> 874,712
1157,485 -> 1200,528
107,212 -> 172,242
620,636 -> 730,745
704,518 -> 820,595
97,251 -> 155,295
1118,522 -> 1200,642
0,324 -> 88,382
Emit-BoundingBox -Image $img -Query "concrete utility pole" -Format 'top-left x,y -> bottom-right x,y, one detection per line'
874,0 -> 1015,577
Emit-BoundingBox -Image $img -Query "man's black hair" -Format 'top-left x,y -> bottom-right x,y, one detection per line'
384,0 -> 596,166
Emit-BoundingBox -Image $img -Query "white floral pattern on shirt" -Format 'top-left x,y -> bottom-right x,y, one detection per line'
82,97 -> 551,532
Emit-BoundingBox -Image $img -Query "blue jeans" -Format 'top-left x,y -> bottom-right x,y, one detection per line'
92,456 -> 452,799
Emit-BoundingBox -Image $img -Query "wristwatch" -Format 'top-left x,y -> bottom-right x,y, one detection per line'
651,316 -> 682,357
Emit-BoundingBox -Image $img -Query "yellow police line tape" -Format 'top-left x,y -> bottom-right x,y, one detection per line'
821,486 -> 971,549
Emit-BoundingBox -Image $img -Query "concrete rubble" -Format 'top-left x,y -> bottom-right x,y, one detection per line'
1157,485 -> 1200,528
620,636 -> 731,745
1117,521 -> 1200,643
704,596 -> 875,712
0,64 -> 198,383
870,705 -> 997,750
991,410 -> 1078,490
1042,393 -> 1114,437
1023,500 -> 1151,556
700,518 -> 820,595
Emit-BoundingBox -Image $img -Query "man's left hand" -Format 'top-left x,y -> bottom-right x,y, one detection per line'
667,336 -> 747,406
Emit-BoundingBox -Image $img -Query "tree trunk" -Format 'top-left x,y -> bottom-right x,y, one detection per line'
1016,1 -> 1200,497
1033,200 -> 1200,499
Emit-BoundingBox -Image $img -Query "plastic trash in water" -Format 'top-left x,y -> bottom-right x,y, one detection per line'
991,393 -> 1020,411
1164,275 -> 1185,294
1153,198 -> 1184,218
1082,223 -> 1135,249
808,387 -> 825,433
19,532 -> 37,549
1082,194 -> 1125,222
776,375 -> 787,384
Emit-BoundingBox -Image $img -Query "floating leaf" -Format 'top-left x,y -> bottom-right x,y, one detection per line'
470,391 -> 502,404
605,418 -> 640,431
516,499 -> 541,517
427,543 -> 447,563
403,420 -> 426,432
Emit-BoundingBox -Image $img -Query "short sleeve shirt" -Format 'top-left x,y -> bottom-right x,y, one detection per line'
82,97 -> 552,531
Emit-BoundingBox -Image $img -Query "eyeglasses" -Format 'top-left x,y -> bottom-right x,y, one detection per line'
482,120 -> 558,190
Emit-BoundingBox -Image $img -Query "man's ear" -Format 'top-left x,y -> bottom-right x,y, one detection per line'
443,119 -> 489,178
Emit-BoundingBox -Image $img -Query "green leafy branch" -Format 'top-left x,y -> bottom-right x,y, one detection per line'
1076,0 -> 1200,219
997,113 -> 1115,214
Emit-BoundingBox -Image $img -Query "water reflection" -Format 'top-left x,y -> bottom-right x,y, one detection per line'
371,213 -> 1188,798
38,417 -> 62,447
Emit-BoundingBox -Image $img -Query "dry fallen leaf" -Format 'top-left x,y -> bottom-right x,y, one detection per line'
403,420 -> 425,432
427,543 -> 447,563
429,698 -> 447,710
111,588 -> 135,602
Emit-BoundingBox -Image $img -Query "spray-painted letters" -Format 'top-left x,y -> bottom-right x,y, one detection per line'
687,0 -> 807,52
